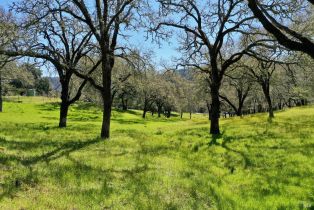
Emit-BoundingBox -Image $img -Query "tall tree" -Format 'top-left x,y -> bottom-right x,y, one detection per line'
153,0 -> 268,135
63,0 -> 140,138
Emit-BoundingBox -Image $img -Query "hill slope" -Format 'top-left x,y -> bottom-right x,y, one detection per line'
0,97 -> 313,209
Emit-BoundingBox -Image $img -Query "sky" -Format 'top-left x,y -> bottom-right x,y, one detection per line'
0,0 -> 12,8
0,0 -> 179,71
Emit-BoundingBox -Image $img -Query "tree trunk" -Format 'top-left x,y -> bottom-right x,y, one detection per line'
236,107 -> 242,116
301,99 -> 306,106
157,104 -> 162,118
121,97 -> 128,110
189,111 -> 192,119
101,95 -> 112,138
262,84 -> 274,118
236,100 -> 244,116
210,84 -> 221,134
59,81 -> 70,128
142,109 -> 147,118
142,99 -> 148,119
59,101 -> 69,128
166,110 -> 171,118
180,111 -> 183,119
278,99 -> 282,110
100,61 -> 112,139
206,102 -> 211,121
288,98 -> 292,108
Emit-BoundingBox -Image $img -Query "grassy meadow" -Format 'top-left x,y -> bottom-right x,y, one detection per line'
0,97 -> 313,209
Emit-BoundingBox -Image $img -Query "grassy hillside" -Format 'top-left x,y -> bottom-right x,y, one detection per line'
0,97 -> 313,209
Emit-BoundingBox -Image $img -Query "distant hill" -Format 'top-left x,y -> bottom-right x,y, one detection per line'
175,68 -> 194,80
45,77 -> 61,92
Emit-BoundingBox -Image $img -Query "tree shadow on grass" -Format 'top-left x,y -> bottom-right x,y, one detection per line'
206,131 -> 252,169
36,102 -> 60,111
0,136 -> 60,151
220,134 -> 252,169
0,133 -> 165,205
112,118 -> 147,125
209,133 -> 224,146
21,139 -> 101,166
0,137 -> 101,201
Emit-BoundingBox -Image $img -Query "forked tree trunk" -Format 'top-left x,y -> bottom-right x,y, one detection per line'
58,71 -> 88,128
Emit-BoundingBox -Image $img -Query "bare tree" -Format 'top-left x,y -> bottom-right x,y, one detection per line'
0,0 -> 100,127
220,69 -> 252,116
243,47 -> 294,118
56,0 -> 141,138
153,0 -> 268,135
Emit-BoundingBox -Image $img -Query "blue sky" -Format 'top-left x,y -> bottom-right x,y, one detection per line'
0,0 -> 12,7
0,0 -> 179,70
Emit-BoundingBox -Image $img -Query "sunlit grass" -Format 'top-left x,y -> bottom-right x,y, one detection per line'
0,97 -> 313,209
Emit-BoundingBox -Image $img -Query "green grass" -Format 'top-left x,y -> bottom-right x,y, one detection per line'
0,97 -> 313,209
